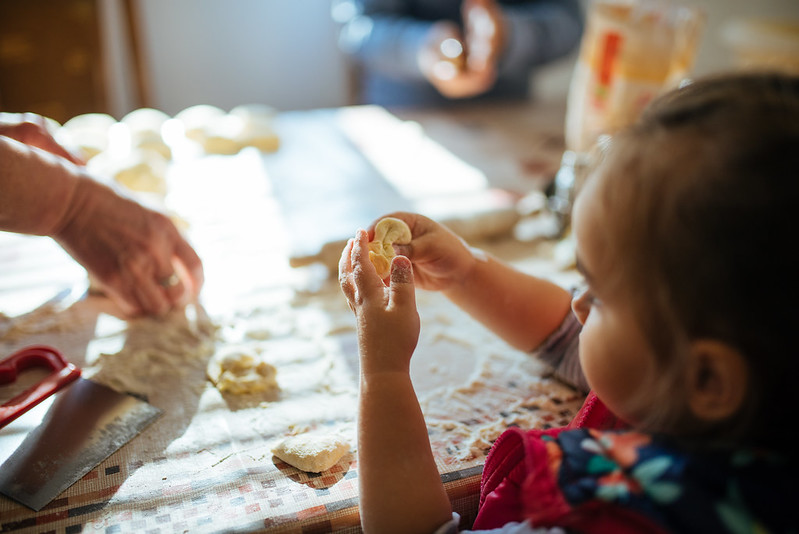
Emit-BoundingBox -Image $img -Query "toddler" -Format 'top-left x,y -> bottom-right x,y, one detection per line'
338,72 -> 799,533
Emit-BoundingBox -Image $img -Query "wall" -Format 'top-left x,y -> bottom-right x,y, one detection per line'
101,0 -> 351,117
102,0 -> 799,118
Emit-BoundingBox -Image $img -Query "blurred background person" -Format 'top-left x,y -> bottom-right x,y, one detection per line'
334,0 -> 584,108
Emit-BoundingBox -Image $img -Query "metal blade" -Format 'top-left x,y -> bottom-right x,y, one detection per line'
0,378 -> 161,511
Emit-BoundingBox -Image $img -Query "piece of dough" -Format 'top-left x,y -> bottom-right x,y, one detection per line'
174,104 -> 227,143
236,121 -> 280,152
87,149 -> 168,195
230,104 -> 280,152
58,113 -> 117,161
272,433 -> 350,473
121,108 -> 172,159
368,217 -> 412,278
121,108 -> 169,140
206,348 -> 278,395
199,115 -> 246,155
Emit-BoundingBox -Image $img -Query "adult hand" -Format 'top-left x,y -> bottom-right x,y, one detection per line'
339,229 -> 420,376
418,0 -> 506,99
0,112 -> 84,165
463,0 -> 506,73
53,178 -> 204,317
368,212 -> 478,292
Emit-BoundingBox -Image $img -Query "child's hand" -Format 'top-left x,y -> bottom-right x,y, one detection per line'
339,229 -> 420,376
370,212 -> 478,292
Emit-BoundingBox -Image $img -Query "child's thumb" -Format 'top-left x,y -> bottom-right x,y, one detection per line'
389,255 -> 415,307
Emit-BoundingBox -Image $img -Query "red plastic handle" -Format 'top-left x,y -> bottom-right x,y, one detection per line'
0,345 -> 81,428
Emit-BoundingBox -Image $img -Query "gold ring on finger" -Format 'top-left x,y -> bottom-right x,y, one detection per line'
159,273 -> 180,288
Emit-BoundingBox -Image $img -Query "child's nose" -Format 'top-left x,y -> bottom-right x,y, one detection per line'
571,289 -> 590,325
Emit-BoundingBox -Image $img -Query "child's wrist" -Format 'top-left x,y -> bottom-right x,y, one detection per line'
443,245 -> 487,297
359,369 -> 413,393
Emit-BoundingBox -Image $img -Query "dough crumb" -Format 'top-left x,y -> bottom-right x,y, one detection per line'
272,433 -> 350,473
207,348 -> 279,395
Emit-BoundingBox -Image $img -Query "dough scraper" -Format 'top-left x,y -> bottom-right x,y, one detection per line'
0,345 -> 162,511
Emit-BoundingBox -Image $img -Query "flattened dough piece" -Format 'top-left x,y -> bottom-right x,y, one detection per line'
87,149 -> 168,194
207,348 -> 278,395
272,433 -> 350,473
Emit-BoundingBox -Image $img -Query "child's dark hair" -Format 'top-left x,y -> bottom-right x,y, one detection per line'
598,72 -> 799,452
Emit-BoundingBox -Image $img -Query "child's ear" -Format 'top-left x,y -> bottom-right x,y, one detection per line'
685,340 -> 748,422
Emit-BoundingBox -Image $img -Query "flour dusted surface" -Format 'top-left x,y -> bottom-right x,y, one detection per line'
0,137 -> 582,531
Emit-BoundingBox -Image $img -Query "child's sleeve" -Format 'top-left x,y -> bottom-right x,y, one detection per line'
534,311 -> 589,393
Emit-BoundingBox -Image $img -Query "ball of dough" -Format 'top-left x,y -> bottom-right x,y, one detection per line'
121,108 -> 169,140
207,348 -> 279,395
272,433 -> 350,473
58,112 -> 117,161
174,104 -> 227,143
120,108 -> 172,159
236,122 -> 280,153
199,115 -> 246,155
229,104 -> 280,152
62,112 -> 116,131
87,149 -> 168,195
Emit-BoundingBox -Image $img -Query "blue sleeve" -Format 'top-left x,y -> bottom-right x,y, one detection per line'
337,0 -> 435,83
337,0 -> 583,84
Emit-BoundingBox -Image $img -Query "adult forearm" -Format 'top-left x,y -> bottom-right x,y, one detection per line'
443,254 -> 572,352
358,373 -> 452,533
0,135 -> 81,236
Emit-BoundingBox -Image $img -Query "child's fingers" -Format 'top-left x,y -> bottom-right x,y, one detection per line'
388,256 -> 416,310
351,229 -> 384,299
338,238 -> 356,304
338,238 -> 354,278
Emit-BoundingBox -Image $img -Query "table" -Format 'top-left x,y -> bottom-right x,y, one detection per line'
0,101 -> 583,533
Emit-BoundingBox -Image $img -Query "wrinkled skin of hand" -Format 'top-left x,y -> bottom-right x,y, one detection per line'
54,178 -> 204,317
1,113 -> 203,318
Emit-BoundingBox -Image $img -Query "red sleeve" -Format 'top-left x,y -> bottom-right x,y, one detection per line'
568,391 -> 630,431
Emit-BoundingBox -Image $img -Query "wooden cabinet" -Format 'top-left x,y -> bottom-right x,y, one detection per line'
0,0 -> 106,123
